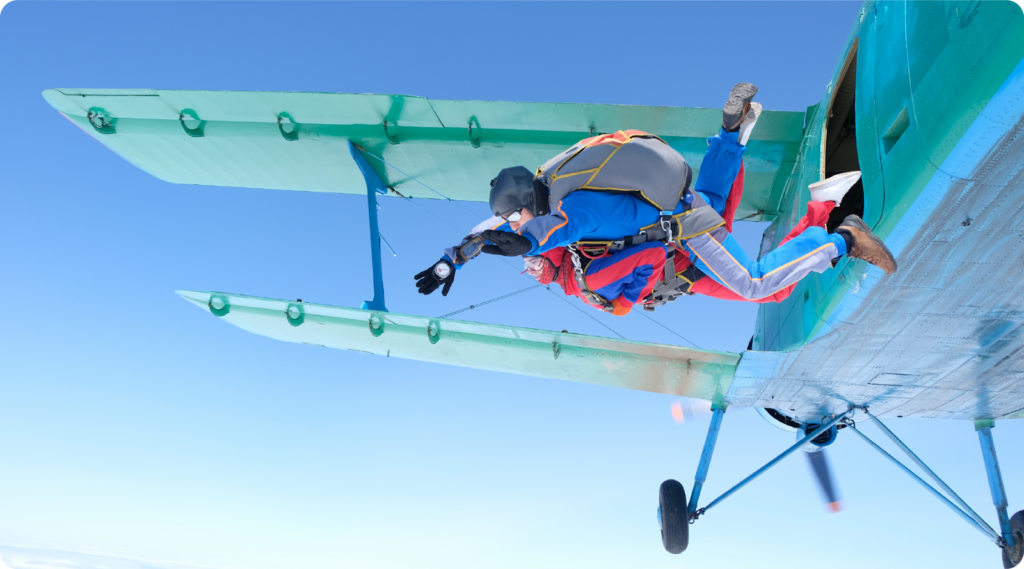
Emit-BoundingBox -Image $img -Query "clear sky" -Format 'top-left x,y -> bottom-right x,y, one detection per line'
1,2 -> 1022,569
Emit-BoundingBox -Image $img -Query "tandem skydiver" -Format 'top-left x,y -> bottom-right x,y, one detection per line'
524,167 -> 859,314
414,83 -> 897,304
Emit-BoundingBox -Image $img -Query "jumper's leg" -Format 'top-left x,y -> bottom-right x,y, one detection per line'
688,405 -> 725,518
349,142 -> 389,312
976,421 -> 1017,550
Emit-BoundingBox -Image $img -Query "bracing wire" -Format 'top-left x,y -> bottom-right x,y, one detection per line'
544,287 -> 627,340
384,180 -> 531,278
439,285 -> 544,319
391,189 -> 470,236
359,146 -> 489,222
634,310 -> 702,349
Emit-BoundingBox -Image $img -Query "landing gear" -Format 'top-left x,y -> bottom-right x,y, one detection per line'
659,405 -> 1020,564
658,479 -> 689,554
976,422 -> 1023,568
1004,511 -> 1024,568
663,403 -> 1015,560
659,406 -> 851,555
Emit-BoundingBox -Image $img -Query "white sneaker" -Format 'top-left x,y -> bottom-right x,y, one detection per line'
809,171 -> 861,206
737,102 -> 761,146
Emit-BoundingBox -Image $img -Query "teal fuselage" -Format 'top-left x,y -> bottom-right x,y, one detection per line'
740,1 -> 1024,421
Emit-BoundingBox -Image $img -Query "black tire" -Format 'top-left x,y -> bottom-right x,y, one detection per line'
1003,510 -> 1024,569
659,479 -> 689,554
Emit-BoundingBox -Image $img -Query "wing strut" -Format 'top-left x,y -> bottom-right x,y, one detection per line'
349,141 -> 389,312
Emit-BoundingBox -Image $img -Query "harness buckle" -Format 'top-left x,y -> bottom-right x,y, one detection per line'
577,241 -> 613,259
660,211 -> 675,245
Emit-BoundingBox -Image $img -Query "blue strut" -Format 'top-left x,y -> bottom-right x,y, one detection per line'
978,424 -> 1017,550
688,405 -> 725,517
848,425 -> 1002,545
691,408 -> 851,518
349,141 -> 389,312
860,409 -> 997,538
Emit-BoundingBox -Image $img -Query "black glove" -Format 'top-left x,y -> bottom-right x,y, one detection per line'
414,259 -> 455,296
481,230 -> 533,257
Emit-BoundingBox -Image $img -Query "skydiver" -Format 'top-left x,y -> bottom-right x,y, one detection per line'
524,168 -> 858,314
414,83 -> 897,302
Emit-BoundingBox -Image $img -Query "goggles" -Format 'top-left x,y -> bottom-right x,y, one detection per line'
502,209 -> 523,222
523,255 -> 558,284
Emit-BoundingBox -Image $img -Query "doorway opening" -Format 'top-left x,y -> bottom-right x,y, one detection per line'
822,41 -> 864,232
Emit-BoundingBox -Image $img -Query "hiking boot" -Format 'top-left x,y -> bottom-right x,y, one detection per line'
810,171 -> 861,207
737,102 -> 762,145
836,215 -> 898,275
723,82 -> 758,131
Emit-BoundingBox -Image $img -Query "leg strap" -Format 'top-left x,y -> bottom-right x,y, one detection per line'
644,250 -> 707,310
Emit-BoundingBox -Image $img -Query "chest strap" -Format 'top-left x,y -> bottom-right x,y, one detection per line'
601,192 -> 725,256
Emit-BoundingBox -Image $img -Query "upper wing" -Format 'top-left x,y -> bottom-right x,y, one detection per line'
43,88 -> 804,221
178,289 -> 740,404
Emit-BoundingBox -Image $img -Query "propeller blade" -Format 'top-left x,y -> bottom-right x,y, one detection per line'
806,450 -> 842,512
670,398 -> 712,424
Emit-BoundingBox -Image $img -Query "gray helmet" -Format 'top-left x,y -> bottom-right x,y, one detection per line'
489,166 -> 550,218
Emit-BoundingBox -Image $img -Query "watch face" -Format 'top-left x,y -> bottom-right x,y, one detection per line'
434,263 -> 452,279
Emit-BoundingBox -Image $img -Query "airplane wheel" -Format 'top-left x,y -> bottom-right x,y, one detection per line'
659,479 -> 689,554
1003,510 -> 1024,568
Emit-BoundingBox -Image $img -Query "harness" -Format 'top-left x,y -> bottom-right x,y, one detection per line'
566,241 -> 709,312
567,243 -> 616,311
564,188 -> 726,312
644,250 -> 707,310
536,130 -> 728,312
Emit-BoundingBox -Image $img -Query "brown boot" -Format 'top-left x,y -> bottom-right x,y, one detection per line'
836,215 -> 898,275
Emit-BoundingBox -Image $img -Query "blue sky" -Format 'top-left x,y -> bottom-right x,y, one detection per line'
1,2 -> 1022,568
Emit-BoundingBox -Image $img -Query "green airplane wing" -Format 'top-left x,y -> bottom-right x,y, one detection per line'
43,88 -> 804,221
177,290 -> 739,404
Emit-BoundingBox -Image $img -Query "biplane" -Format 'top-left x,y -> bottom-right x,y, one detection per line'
41,1 -> 1024,566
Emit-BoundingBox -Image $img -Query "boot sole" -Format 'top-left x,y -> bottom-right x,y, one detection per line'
724,83 -> 758,130
840,215 -> 898,274
737,103 -> 762,145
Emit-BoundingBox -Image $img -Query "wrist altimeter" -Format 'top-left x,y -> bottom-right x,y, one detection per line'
434,261 -> 453,279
